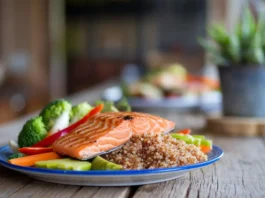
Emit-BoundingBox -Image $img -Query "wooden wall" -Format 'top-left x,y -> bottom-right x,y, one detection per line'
207,0 -> 245,30
0,0 -> 50,123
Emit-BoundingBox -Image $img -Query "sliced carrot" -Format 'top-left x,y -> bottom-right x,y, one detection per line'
186,74 -> 201,82
201,77 -> 219,89
177,128 -> 191,135
187,74 -> 219,89
8,152 -> 60,167
200,145 -> 212,154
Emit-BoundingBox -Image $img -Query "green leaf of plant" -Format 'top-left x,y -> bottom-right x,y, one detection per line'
244,21 -> 264,64
227,34 -> 241,64
257,12 -> 265,56
198,37 -> 219,53
257,12 -> 265,34
240,5 -> 256,49
207,53 -> 228,66
198,37 -> 228,65
208,24 -> 229,47
252,30 -> 262,49
115,98 -> 131,112
246,48 -> 265,64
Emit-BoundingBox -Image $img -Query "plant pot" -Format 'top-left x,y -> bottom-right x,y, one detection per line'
218,65 -> 265,117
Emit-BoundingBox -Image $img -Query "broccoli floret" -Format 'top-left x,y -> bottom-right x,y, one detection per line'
70,102 -> 93,124
94,99 -> 132,112
9,152 -> 25,160
95,100 -> 119,113
39,99 -> 72,131
116,98 -> 131,112
18,117 -> 47,147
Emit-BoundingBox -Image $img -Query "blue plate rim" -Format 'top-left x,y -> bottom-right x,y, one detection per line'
0,145 -> 223,176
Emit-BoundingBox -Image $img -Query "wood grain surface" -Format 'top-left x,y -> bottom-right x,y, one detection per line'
0,81 -> 264,198
206,116 -> 265,136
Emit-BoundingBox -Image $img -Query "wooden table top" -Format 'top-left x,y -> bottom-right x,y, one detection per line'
0,81 -> 264,198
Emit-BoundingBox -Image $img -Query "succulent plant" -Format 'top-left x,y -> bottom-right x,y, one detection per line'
199,6 -> 265,66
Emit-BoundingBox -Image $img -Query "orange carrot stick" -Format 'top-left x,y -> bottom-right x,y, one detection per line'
187,74 -> 219,89
177,128 -> 191,135
200,145 -> 212,154
8,152 -> 60,167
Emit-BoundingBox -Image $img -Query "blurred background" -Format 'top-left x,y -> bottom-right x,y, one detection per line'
0,0 -> 261,123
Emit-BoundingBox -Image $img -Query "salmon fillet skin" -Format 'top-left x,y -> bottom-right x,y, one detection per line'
52,112 -> 175,160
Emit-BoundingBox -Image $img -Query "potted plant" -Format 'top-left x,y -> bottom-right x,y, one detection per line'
200,7 -> 265,117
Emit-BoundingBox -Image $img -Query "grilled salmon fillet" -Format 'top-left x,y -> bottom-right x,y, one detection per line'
52,112 -> 175,160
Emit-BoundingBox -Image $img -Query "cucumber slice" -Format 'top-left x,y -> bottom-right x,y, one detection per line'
185,135 -> 194,144
35,159 -> 71,169
193,138 -> 201,146
91,156 -> 122,170
35,158 -> 92,171
171,133 -> 213,148
171,133 -> 185,139
171,134 -> 194,144
201,139 -> 213,148
192,135 -> 205,140
57,161 -> 91,171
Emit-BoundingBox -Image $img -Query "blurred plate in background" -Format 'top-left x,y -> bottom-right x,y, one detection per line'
102,86 -> 222,112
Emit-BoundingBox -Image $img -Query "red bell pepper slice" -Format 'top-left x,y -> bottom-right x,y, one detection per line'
176,128 -> 191,135
19,147 -> 53,155
32,104 -> 104,147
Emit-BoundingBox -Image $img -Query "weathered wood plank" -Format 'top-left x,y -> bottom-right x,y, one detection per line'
133,137 -> 265,198
132,176 -> 191,198
71,187 -> 132,198
8,180 -> 80,198
70,187 -> 100,198
0,166 -> 32,197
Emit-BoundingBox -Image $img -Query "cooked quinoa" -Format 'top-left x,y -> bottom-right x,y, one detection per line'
103,132 -> 207,170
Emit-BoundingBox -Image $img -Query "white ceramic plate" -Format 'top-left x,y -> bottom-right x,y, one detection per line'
0,145 -> 223,186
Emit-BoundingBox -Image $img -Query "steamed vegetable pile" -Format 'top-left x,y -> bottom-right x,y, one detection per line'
8,99 -> 130,171
123,64 -> 219,100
